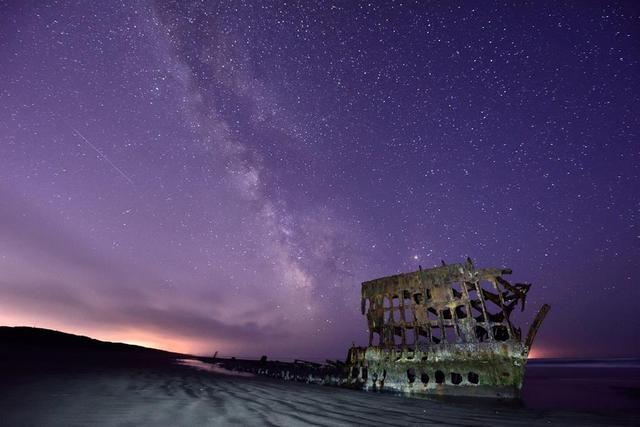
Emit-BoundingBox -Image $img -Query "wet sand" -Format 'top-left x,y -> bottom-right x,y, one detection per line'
1,360 -> 638,426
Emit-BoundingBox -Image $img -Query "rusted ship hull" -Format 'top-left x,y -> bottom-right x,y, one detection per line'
347,342 -> 529,399
346,258 -> 550,399
202,258 -> 549,400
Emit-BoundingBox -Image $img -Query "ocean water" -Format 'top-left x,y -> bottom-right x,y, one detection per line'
522,358 -> 640,413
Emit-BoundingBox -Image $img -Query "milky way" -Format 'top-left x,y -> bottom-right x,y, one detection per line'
1,1 -> 638,359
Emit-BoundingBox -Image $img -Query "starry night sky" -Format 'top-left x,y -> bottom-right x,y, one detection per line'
1,1 -> 638,359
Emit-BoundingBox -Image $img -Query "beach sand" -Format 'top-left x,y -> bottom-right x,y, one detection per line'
0,359 -> 638,426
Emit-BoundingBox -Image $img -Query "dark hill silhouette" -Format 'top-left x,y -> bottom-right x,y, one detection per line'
0,326 -> 185,368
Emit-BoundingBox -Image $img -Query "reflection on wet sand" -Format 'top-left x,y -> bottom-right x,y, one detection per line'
0,359 -> 638,426
177,358 -> 255,377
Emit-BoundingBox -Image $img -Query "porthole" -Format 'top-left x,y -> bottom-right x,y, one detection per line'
407,368 -> 416,383
420,373 -> 429,384
451,372 -> 462,385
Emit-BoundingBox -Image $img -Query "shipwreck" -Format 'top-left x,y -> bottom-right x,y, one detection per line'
345,258 -> 550,399
199,258 -> 549,400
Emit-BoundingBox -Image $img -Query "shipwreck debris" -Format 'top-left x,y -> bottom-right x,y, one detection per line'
345,258 -> 550,398
194,258 -> 549,400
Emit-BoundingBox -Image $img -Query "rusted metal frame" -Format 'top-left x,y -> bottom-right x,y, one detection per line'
365,297 -> 373,346
463,281 -> 487,316
448,297 -> 462,341
436,306 -> 446,343
525,304 -> 551,349
391,293 -> 400,348
488,276 -> 514,340
385,294 -> 394,348
446,282 -> 462,340
472,279 -> 494,340
478,287 -> 505,310
401,325 -> 407,349
399,291 -> 407,348
353,262 -> 550,399
380,294 -> 387,348
383,326 -> 391,348
494,277 -> 522,338
421,305 -> 433,348
459,280 -> 475,327
478,267 -> 513,278
459,284 -> 476,343
417,268 -> 433,349
411,301 -> 419,350
468,298 -> 486,318
477,286 -> 520,323
372,295 -> 384,347
368,297 -> 374,346
424,301 -> 433,346
495,276 -> 530,311
479,270 -> 526,316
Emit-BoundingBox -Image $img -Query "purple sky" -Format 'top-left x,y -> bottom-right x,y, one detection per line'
1,1 -> 639,359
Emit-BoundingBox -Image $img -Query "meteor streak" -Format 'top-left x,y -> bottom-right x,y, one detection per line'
70,125 -> 134,185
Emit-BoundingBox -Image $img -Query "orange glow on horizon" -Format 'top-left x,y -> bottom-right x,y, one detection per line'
528,347 -> 545,359
528,344 -> 569,360
1,313 -> 575,360
100,330 -> 195,355
0,312 -> 223,356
